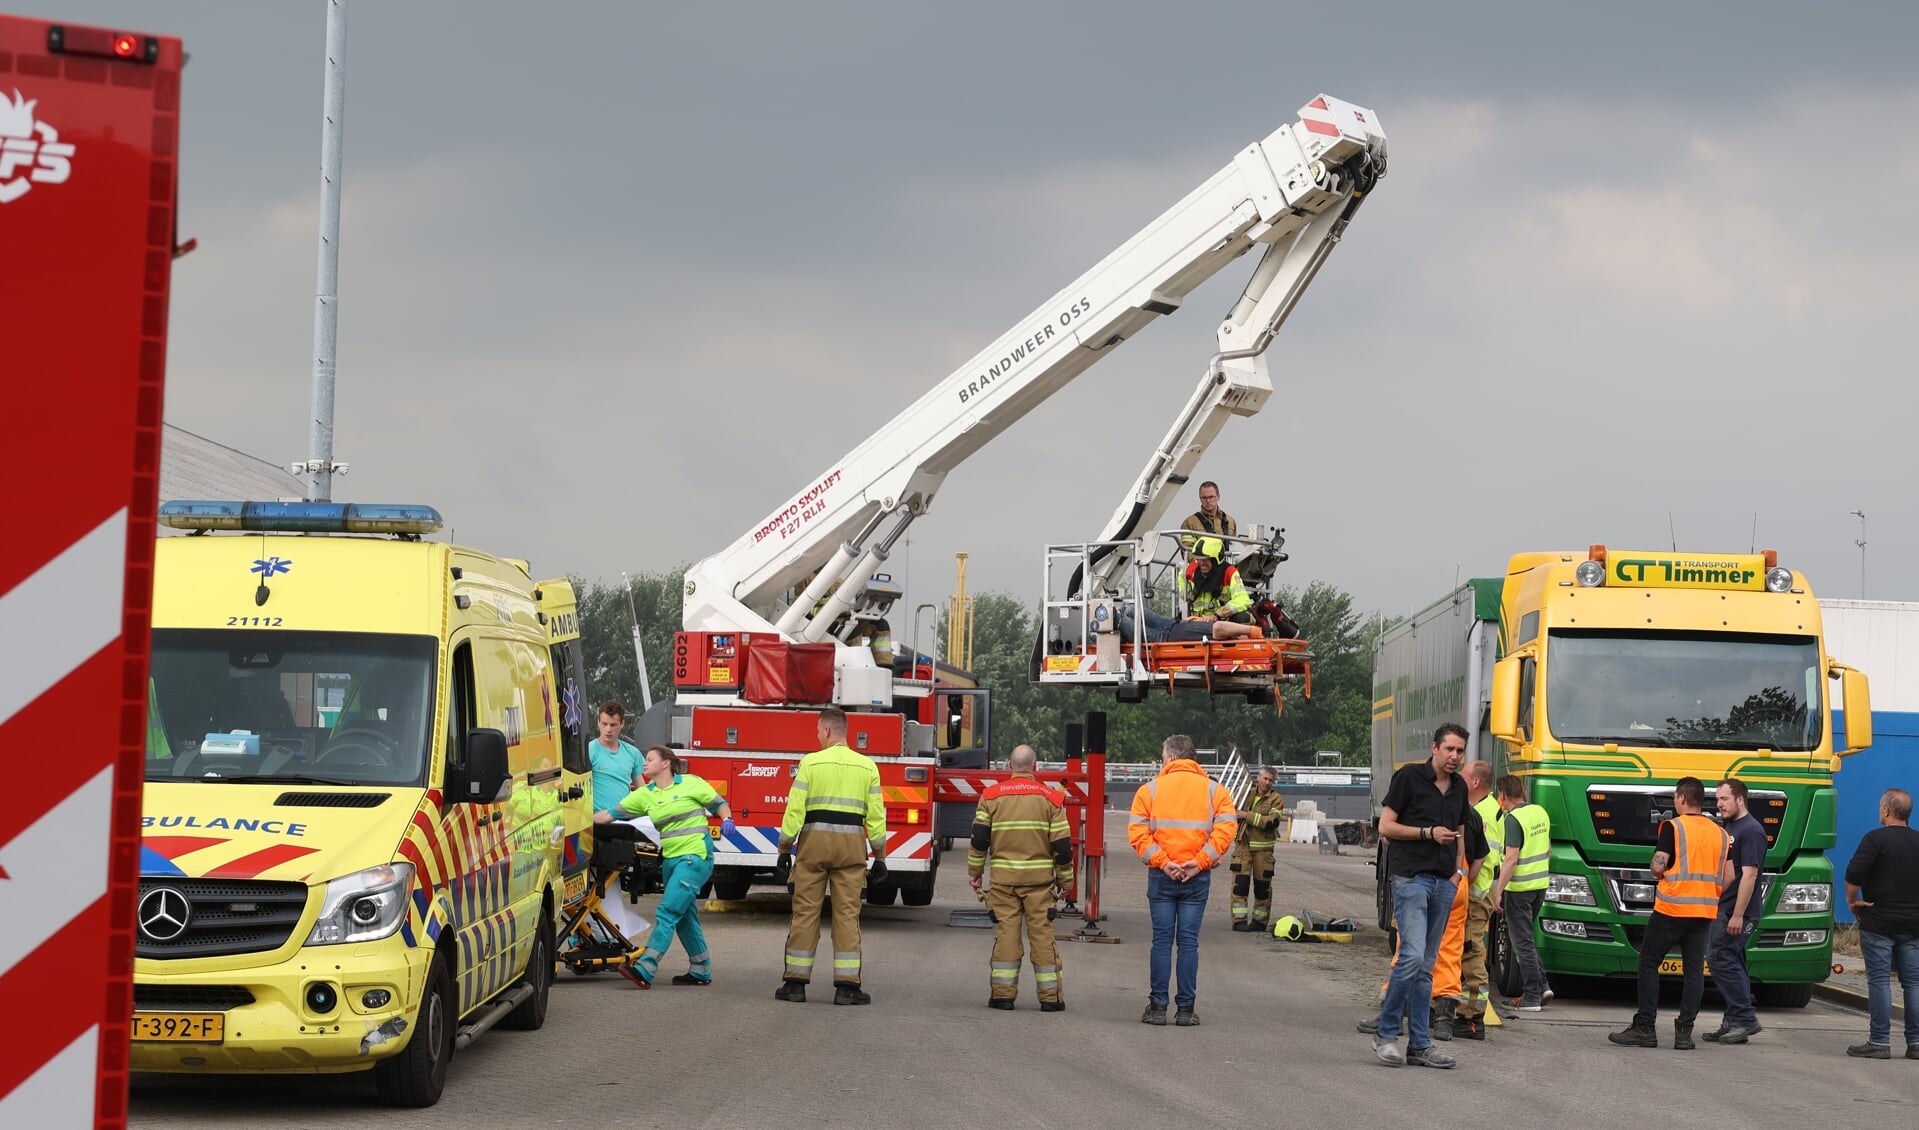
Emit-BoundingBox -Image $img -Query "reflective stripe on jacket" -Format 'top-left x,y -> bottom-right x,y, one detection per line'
778,743 -> 886,854
1653,814 -> 1728,918
1239,790 -> 1286,851
1179,563 -> 1252,618
1506,802 -> 1552,892
1128,759 -> 1237,870
1471,793 -> 1503,894
967,773 -> 1073,888
610,773 -> 723,860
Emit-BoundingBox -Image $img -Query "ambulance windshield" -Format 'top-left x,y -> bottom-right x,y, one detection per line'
144,630 -> 437,786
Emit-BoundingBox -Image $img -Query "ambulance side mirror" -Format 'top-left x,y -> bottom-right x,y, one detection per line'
457,728 -> 513,803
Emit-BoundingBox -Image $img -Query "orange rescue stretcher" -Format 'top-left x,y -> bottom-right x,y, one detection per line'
1122,635 -> 1313,710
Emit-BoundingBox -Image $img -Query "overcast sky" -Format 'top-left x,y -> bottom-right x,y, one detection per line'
24,1 -> 1919,626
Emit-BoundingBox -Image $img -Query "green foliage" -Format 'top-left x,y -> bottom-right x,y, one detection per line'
569,567 -> 1390,769
571,568 -> 685,714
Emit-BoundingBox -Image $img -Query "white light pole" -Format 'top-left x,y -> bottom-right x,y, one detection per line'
304,0 -> 348,500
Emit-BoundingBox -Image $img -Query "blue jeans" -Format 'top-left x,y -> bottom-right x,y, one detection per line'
1116,606 -> 1174,644
637,852 -> 713,985
1147,868 -> 1211,1008
1708,912 -> 1757,1027
1858,929 -> 1919,1047
1377,873 -> 1456,1047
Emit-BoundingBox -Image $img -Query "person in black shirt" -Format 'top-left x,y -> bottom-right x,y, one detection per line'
1368,723 -> 1488,1070
1843,787 -> 1919,1059
1702,777 -> 1768,1045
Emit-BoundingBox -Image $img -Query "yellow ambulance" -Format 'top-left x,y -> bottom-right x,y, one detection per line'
136,501 -> 592,1106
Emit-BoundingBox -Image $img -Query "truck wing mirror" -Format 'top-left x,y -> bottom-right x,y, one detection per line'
457,728 -> 514,803
1835,665 -> 1872,756
1490,656 -> 1523,742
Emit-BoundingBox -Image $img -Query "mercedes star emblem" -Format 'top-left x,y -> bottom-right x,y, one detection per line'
138,887 -> 192,942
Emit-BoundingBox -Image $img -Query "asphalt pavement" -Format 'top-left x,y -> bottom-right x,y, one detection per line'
128,827 -> 1918,1127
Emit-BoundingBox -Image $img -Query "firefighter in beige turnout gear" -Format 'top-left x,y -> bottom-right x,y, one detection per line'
969,745 -> 1074,1011
1231,768 -> 1285,932
774,707 -> 887,1006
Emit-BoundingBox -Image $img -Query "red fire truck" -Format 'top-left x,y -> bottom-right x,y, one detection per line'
0,14 -> 185,1129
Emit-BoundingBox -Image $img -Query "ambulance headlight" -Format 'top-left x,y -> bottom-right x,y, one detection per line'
1574,560 -> 1606,587
307,863 -> 415,945
1765,567 -> 1793,593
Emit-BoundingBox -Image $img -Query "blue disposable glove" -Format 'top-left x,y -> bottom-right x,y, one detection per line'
720,817 -> 737,838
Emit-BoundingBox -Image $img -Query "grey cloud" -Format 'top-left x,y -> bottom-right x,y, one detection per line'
17,0 -> 1912,616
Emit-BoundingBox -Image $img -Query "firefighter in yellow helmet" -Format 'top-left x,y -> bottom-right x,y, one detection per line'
774,706 -> 887,1005
1179,537 -> 1254,622
969,744 -> 1074,1011
1231,767 -> 1285,932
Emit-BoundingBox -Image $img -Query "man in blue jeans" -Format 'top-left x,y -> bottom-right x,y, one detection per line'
1370,723 -> 1487,1068
1843,787 -> 1919,1059
1703,777 -> 1767,1044
1129,734 -> 1237,1026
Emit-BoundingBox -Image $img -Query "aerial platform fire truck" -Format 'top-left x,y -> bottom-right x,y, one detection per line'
632,94 -> 1389,906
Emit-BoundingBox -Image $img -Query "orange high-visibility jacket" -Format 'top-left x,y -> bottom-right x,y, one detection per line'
1128,758 -> 1238,871
1654,813 -> 1729,918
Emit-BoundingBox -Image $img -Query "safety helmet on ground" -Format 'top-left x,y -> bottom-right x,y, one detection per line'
1273,914 -> 1304,941
1193,536 -> 1225,562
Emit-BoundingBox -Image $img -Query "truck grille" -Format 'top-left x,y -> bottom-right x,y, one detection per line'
135,878 -> 310,959
1586,786 -> 1787,848
133,985 -> 256,1011
1600,867 -> 1774,917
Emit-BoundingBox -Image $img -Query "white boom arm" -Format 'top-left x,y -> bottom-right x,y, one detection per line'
1078,169 -> 1363,599
681,95 -> 1386,644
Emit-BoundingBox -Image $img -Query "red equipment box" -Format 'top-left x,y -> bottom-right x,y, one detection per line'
740,639 -> 835,705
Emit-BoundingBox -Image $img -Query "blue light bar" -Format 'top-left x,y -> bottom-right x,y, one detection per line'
159,500 -> 444,535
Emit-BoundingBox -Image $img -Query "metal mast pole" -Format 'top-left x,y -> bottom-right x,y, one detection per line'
305,0 -> 347,500
1851,509 -> 1867,598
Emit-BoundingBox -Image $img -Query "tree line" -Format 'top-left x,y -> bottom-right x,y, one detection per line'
570,569 -> 1393,766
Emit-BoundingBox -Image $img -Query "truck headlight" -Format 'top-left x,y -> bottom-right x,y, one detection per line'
1765,567 -> 1793,593
307,862 -> 415,945
1544,873 -> 1596,906
1574,561 -> 1606,587
1777,882 -> 1830,913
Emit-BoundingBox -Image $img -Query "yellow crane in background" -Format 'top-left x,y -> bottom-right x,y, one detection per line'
947,552 -> 975,671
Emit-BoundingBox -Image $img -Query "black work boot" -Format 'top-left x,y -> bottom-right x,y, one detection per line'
1232,921 -> 1252,932
1142,1003 -> 1168,1025
1040,1000 -> 1065,1012
1672,1022 -> 1695,1051
1174,1007 -> 1200,1027
833,984 -> 872,1006
1608,1021 -> 1658,1048
987,998 -> 1014,1011
1430,998 -> 1456,1041
774,980 -> 806,1003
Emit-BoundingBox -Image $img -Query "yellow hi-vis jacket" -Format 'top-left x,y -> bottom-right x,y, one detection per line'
778,743 -> 887,856
1129,759 -> 1237,871
1471,793 -> 1503,895
1505,802 -> 1553,892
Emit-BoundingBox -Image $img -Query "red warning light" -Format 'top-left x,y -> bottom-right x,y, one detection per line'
47,24 -> 160,63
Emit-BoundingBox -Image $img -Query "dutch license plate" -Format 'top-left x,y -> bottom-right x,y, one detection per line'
1656,958 -> 1711,976
130,1012 -> 225,1043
